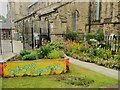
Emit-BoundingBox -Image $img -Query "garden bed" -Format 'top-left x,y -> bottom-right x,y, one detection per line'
0,58 -> 70,77
0,41 -> 71,77
63,31 -> 120,71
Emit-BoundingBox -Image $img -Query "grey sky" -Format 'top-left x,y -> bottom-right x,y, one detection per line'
0,0 -> 8,18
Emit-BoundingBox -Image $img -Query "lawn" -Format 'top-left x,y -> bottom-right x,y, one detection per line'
2,64 -> 119,88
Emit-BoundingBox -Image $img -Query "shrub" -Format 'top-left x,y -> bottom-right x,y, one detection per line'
95,31 -> 104,42
79,44 -> 88,52
79,34 -> 84,43
89,39 -> 98,49
46,41 -> 63,50
59,51 -> 65,58
114,55 -> 120,61
63,40 -> 72,54
90,48 -> 106,58
105,50 -> 112,59
36,41 -> 64,59
20,50 -> 31,56
96,58 -> 104,65
71,42 -> 80,50
47,50 -> 64,59
57,75 -> 94,86
47,50 -> 60,59
36,46 -> 52,59
85,33 -> 95,42
22,53 -> 37,60
64,32 -> 79,41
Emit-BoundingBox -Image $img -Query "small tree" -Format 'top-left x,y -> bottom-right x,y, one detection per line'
0,15 -> 7,22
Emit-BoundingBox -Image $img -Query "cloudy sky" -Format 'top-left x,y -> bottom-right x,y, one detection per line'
0,0 -> 8,18
0,0 -> 39,18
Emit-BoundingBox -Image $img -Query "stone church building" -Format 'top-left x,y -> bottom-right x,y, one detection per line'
7,0 -> 120,49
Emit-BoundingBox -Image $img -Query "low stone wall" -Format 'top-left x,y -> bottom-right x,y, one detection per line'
0,59 -> 70,77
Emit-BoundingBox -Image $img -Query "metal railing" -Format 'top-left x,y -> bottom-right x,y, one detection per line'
104,35 -> 120,52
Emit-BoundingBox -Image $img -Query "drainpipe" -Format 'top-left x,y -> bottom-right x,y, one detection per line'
22,20 -> 25,49
88,0 -> 92,33
47,18 -> 51,41
39,28 -> 42,47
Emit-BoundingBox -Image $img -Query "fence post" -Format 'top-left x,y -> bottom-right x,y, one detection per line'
39,28 -> 42,47
107,36 -> 109,50
31,25 -> 34,49
11,29 -> 13,53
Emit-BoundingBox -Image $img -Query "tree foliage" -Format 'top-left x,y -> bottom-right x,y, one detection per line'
0,15 -> 7,22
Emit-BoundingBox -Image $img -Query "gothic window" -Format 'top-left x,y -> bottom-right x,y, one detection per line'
72,10 -> 79,31
91,0 -> 100,21
95,0 -> 100,20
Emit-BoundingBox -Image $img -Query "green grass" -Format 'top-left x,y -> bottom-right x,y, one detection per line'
2,64 -> 119,88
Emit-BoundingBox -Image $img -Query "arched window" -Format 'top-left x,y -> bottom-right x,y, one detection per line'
72,10 -> 79,31
95,0 -> 100,20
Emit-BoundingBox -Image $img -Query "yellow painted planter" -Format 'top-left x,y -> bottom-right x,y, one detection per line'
1,59 -> 69,77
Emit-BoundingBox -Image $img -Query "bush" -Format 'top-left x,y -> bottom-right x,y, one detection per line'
36,41 -> 63,59
105,50 -> 112,59
36,46 -> 52,59
95,31 -> 104,42
57,75 -> 94,86
59,51 -> 65,58
85,33 -> 95,42
46,41 -> 63,50
71,42 -> 80,50
47,50 -> 60,59
114,55 -> 120,61
64,32 -> 79,41
20,50 -> 31,56
47,50 -> 64,59
85,31 -> 104,43
22,52 -> 37,60
79,44 -> 88,52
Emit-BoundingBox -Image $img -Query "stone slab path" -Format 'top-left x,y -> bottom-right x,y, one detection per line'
0,40 -> 23,62
66,56 -> 120,80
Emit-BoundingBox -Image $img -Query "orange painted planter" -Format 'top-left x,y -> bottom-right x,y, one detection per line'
0,64 -> 3,76
0,59 -> 70,77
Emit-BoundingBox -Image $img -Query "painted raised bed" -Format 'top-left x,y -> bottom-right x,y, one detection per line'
0,59 -> 70,77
